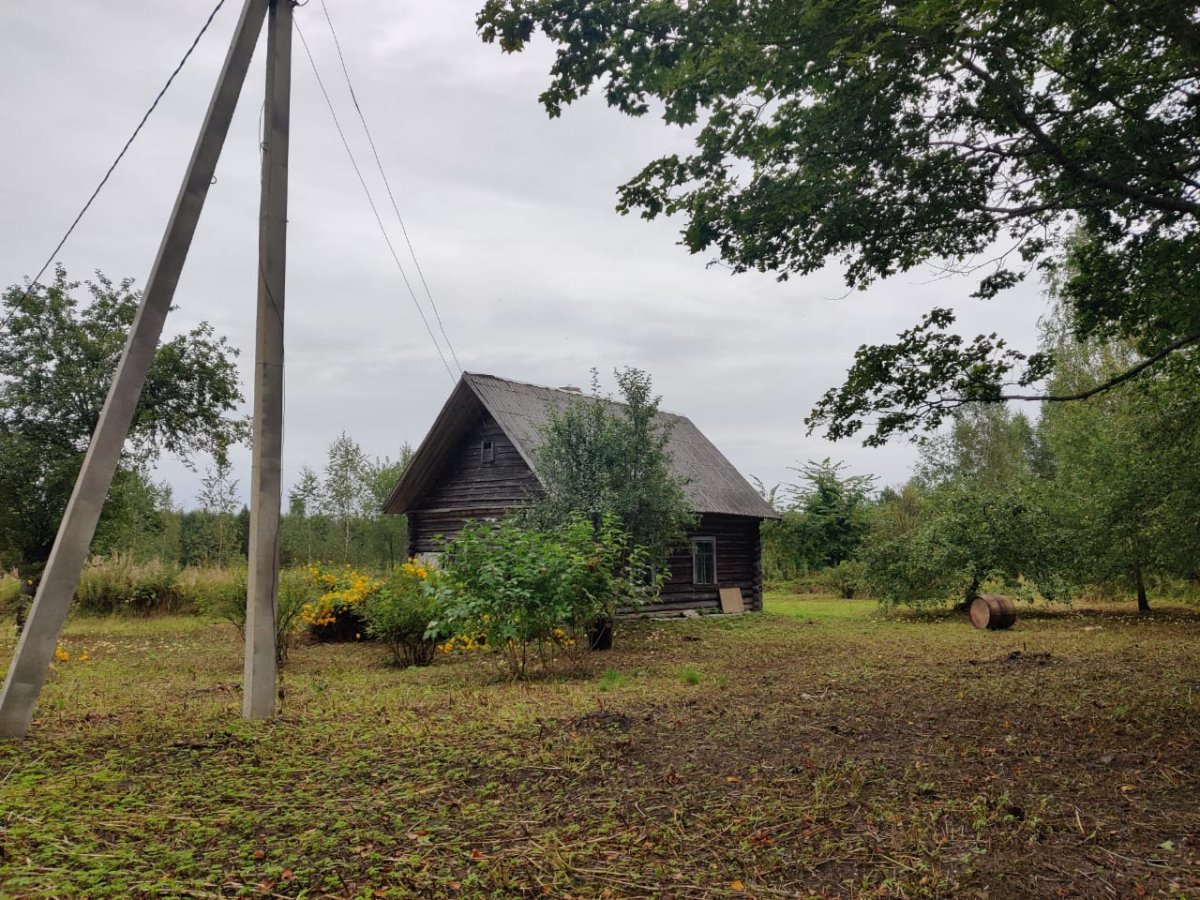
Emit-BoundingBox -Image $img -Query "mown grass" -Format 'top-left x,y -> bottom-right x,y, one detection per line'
2,597 -> 1199,898
763,592 -> 877,621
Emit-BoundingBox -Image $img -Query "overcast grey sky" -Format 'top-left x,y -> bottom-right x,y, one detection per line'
0,0 -> 1048,509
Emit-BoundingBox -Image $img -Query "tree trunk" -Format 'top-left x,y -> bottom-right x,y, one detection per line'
1134,564 -> 1150,613
956,574 -> 982,612
588,616 -> 614,651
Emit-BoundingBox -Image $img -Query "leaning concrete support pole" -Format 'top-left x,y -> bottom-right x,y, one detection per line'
0,0 -> 270,740
243,0 -> 293,721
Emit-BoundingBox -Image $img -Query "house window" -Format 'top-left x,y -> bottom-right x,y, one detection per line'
481,439 -> 495,463
692,537 -> 716,585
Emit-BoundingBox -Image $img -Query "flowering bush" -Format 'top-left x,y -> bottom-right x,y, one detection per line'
299,564 -> 382,642
437,632 -> 486,655
433,514 -> 652,678
361,560 -> 442,667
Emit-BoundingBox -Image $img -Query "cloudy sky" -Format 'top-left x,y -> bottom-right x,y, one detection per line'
0,0 -> 1049,509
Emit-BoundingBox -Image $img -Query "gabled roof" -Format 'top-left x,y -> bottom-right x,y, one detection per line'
385,372 -> 778,519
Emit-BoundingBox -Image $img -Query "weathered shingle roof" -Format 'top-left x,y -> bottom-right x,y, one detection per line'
386,372 -> 778,519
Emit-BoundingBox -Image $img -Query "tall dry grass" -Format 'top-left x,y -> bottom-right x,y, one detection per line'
0,572 -> 21,615
76,556 -> 186,615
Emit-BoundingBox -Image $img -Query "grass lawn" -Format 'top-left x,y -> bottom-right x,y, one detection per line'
1,595 -> 1198,898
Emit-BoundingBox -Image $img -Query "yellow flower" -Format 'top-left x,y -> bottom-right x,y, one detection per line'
54,646 -> 70,663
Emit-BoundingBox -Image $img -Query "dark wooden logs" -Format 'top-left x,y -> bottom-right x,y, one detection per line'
969,594 -> 1017,630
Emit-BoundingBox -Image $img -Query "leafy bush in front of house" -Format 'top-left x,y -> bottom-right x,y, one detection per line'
361,560 -> 441,667
433,514 -> 649,678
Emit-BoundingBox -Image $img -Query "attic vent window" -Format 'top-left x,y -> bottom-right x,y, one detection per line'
481,439 -> 495,463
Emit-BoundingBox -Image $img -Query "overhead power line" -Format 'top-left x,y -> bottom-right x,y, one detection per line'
317,0 -> 463,375
294,17 -> 457,383
3,0 -> 228,329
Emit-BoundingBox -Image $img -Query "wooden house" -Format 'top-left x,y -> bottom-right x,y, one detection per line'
384,374 -> 779,614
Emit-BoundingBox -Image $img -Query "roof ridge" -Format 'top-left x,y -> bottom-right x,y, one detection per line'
464,371 -> 688,420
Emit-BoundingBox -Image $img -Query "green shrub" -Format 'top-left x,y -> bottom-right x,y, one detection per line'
361,562 -> 440,667
193,565 -> 314,663
434,513 -> 651,678
766,563 -> 867,598
825,560 -> 867,599
76,556 -> 184,615
276,569 -> 317,660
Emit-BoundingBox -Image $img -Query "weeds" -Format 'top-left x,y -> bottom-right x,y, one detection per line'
76,555 -> 187,614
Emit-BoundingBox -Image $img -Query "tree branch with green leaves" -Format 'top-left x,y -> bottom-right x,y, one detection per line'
478,0 -> 1200,440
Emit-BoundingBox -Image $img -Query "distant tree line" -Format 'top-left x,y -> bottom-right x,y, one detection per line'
92,434 -> 411,571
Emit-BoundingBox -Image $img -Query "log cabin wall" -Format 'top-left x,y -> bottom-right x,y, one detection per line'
405,412 -> 542,556
645,514 -> 763,615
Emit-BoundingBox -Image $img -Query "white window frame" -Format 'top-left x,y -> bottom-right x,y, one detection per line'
692,537 -> 717,585
480,439 -> 495,463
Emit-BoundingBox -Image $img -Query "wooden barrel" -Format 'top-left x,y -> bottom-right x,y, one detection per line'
969,594 -> 1017,630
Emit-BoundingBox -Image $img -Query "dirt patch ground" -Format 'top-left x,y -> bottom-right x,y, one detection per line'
1,596 -> 1197,897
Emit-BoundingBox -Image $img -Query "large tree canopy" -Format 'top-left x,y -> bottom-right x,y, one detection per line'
0,268 -> 246,568
478,0 -> 1200,442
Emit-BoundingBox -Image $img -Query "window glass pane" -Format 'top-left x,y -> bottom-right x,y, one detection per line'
692,539 -> 715,585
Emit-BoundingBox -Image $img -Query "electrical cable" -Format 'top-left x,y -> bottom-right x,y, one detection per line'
2,0 -> 229,330
293,17 -> 457,383
317,0 -> 463,375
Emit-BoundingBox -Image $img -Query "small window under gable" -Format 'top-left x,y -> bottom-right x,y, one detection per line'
481,439 -> 495,464
692,537 -> 716,585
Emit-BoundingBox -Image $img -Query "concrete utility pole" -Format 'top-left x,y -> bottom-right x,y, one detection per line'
244,0 -> 293,720
0,0 -> 274,739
